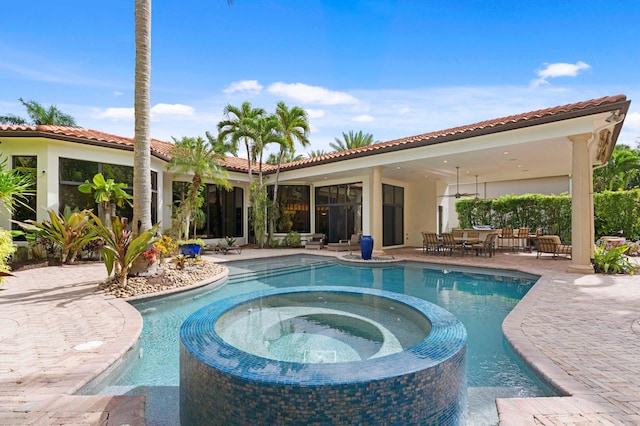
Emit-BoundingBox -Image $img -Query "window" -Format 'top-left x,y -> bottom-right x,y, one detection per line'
268,185 -> 310,233
172,182 -> 243,238
59,158 -> 157,222
383,184 -> 404,246
11,156 -> 37,235
315,183 -> 362,242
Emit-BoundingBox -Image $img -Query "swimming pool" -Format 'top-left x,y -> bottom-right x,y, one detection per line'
89,255 -> 556,425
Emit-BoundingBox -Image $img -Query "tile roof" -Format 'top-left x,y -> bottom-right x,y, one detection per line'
0,94 -> 629,175
278,94 -> 630,171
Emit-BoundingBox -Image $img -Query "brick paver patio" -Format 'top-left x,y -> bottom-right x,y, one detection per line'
1,248 -> 638,425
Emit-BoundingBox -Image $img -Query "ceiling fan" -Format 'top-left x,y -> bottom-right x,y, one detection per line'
442,166 -> 478,198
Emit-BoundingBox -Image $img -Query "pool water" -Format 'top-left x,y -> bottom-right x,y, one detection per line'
92,255 -> 556,425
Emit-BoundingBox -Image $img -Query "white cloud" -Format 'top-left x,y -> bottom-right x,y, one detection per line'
92,107 -> 133,120
530,61 -> 591,87
92,103 -> 196,122
113,91 -> 123,97
352,114 -> 374,123
223,80 -> 263,94
268,82 -> 359,105
151,103 -> 196,117
306,108 -> 325,118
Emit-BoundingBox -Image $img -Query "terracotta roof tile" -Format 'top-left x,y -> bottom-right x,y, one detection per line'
279,94 -> 629,170
1,94 -> 629,174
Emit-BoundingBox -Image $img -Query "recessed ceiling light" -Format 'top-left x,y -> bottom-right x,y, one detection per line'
517,164 -> 523,168
443,160 -> 448,163
424,175 -> 429,178
396,166 -> 401,170
503,151 -> 509,155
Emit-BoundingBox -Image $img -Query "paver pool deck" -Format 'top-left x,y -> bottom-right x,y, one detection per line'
1,248 -> 639,425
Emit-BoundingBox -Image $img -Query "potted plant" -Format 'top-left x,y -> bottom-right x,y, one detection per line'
177,238 -> 205,258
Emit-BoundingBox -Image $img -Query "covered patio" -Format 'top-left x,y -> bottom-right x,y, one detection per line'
276,94 -> 631,274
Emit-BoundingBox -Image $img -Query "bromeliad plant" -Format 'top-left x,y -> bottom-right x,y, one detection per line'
15,207 -> 97,264
87,213 -> 159,288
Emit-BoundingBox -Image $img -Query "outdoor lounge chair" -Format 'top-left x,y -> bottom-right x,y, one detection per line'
536,235 -> 572,259
327,233 -> 361,252
305,233 -> 326,250
213,241 -> 242,255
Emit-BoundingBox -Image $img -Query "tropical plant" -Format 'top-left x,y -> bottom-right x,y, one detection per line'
87,213 -> 159,288
0,98 -> 77,126
282,231 -> 301,247
269,102 -> 310,241
154,234 -> 177,262
0,155 -> 34,215
176,238 -> 205,247
593,241 -> 636,275
218,101 -> 267,182
15,207 -> 97,264
594,145 -> 640,192
306,149 -> 327,158
167,136 -> 230,240
0,228 -> 16,284
78,173 -> 133,228
329,130 -> 378,152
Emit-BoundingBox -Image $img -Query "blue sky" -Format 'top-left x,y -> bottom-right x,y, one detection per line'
1,0 -> 639,156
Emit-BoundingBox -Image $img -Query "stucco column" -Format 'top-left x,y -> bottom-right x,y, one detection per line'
568,133 -> 595,274
371,166 -> 384,256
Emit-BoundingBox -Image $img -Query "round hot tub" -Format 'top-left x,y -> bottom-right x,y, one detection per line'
180,286 -> 467,425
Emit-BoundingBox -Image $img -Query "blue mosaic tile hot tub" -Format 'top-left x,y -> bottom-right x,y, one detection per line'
180,286 -> 467,425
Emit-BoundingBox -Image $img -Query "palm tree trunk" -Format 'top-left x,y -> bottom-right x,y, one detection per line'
268,149 -> 284,242
133,0 -> 152,238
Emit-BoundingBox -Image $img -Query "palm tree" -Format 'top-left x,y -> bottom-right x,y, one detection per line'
205,131 -> 237,157
269,102 -> 309,240
168,136 -> 230,240
594,145 -> 640,192
132,0 -> 152,238
306,149 -> 327,158
0,98 -> 77,126
329,130 -> 378,152
218,102 -> 266,182
266,149 -> 305,164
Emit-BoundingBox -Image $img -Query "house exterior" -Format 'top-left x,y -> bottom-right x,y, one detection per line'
0,94 -> 631,273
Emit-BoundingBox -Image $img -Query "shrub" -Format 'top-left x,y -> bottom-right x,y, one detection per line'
282,231 -> 301,247
176,238 -> 205,247
0,228 -> 16,283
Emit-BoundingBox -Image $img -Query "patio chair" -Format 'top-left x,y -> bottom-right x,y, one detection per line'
536,235 -> 572,259
471,233 -> 499,257
466,230 -> 480,244
327,233 -> 361,252
213,241 -> 242,255
305,233 -> 326,250
441,233 -> 460,256
499,228 -> 516,251
516,227 -> 530,252
422,231 -> 442,255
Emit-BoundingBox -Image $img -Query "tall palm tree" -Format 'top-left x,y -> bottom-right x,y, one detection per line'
329,130 -> 378,152
270,102 -> 309,239
0,98 -> 77,126
218,102 -> 266,182
132,0 -> 152,238
168,136 -> 230,239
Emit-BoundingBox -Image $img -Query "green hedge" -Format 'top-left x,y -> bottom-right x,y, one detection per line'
455,190 -> 640,242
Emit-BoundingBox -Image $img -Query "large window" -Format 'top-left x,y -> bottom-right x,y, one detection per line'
383,184 -> 404,246
268,185 -> 310,233
315,183 -> 362,243
59,158 -> 157,223
172,182 -> 243,238
11,156 -> 37,234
